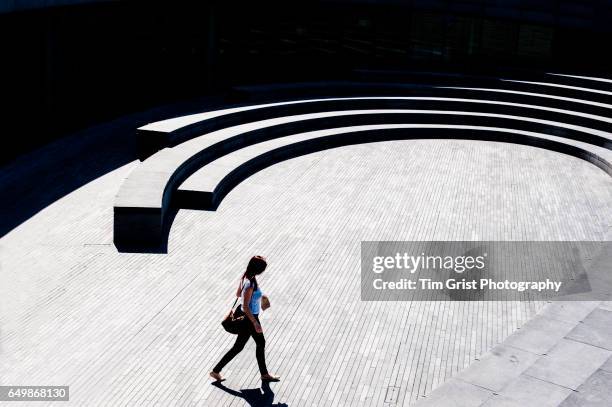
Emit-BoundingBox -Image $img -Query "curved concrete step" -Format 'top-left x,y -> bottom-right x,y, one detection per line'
176,124 -> 612,211
358,70 -> 612,94
233,77 -> 612,105
137,93 -> 612,159
137,70 -> 612,159
351,69 -> 612,92
114,108 -> 612,251
116,72 -> 612,252
547,72 -> 612,86
439,86 -> 612,111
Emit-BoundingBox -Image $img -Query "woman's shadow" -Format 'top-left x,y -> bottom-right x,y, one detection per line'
211,381 -> 288,407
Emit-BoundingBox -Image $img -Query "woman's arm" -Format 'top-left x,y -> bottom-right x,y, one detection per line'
236,277 -> 244,297
242,287 -> 263,333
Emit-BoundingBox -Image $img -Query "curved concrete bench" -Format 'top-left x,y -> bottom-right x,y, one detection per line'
136,71 -> 612,159
353,69 -> 612,96
176,124 -> 612,211
114,108 -> 612,252
548,72 -> 612,85
136,95 -> 612,159
501,79 -> 612,97
440,86 -> 612,111
352,69 -> 612,92
233,76 -> 612,104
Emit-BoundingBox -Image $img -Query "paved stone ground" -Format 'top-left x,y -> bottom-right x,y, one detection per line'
1,139 -> 612,406
415,300 -> 612,407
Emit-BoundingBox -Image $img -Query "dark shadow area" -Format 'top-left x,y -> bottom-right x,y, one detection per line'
3,0 -> 612,162
0,95 -> 231,239
212,381 -> 288,407
112,207 -> 179,254
0,118 -> 138,239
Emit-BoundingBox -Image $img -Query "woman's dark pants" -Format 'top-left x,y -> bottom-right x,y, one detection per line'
213,314 -> 268,375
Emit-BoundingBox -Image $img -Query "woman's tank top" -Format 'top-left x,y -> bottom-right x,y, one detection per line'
241,278 -> 262,314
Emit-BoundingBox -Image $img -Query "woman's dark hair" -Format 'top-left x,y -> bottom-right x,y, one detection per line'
242,256 -> 267,290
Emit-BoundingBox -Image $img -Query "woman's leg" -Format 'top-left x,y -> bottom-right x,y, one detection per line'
212,330 -> 250,373
251,330 -> 268,376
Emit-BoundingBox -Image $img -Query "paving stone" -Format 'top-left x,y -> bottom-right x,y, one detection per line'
537,302 -> 601,325
413,379 -> 493,407
560,370 -> 612,407
482,374 -> 573,407
566,308 -> 612,350
456,345 -> 540,392
525,339 -> 611,390
599,355 -> 612,373
502,314 -> 575,355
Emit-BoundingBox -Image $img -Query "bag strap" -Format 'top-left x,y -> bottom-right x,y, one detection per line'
230,296 -> 239,310
229,277 -> 245,310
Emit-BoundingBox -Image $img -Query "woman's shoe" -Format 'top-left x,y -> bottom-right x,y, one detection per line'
261,374 -> 280,382
210,371 -> 224,381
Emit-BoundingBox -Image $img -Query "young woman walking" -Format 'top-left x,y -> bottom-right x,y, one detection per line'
210,256 -> 280,382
